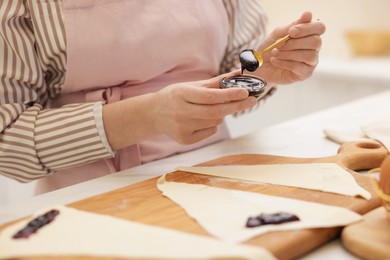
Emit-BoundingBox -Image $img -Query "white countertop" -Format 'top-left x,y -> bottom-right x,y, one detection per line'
2,89 -> 390,259
316,57 -> 390,83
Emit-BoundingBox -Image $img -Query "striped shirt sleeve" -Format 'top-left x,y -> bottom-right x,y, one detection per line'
221,0 -> 268,73
0,0 -> 113,183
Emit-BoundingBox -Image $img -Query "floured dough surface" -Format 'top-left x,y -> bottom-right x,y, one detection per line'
158,175 -> 363,243
176,163 -> 371,199
0,205 -> 275,260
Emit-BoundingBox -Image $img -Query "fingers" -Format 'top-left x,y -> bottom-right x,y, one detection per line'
198,70 -> 241,89
271,12 -> 326,41
181,79 -> 251,105
272,45 -> 320,66
178,70 -> 248,105
167,101 -> 247,144
183,86 -> 249,104
253,12 -> 326,86
176,126 -> 219,145
270,47 -> 318,80
289,19 -> 326,39
281,34 -> 322,52
155,72 -> 260,144
269,59 -> 315,80
289,11 -> 326,38
270,36 -> 321,66
292,11 -> 313,25
270,18 -> 324,72
190,97 -> 258,119
174,117 -> 223,133
190,127 -> 218,144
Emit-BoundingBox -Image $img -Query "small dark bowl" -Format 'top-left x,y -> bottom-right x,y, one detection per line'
220,75 -> 267,99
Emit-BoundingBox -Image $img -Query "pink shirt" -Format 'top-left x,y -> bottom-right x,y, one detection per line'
36,0 -> 231,192
0,0 -> 267,194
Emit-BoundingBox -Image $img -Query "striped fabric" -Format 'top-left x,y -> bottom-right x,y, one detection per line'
0,0 -> 267,182
221,0 -> 267,73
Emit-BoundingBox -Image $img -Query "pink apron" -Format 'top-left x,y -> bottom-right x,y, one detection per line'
36,0 -> 230,193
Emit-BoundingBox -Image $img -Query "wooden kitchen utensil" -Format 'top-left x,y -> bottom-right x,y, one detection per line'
1,140 -> 388,260
342,207 -> 390,259
341,154 -> 390,259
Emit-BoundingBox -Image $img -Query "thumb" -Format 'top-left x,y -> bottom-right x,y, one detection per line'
201,70 -> 241,89
292,11 -> 313,25
271,11 -> 313,39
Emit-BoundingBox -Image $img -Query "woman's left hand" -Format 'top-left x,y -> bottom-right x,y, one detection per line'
252,11 -> 326,85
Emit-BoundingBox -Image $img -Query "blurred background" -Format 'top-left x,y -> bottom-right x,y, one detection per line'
227,0 -> 390,136
264,0 -> 390,58
2,0 -> 390,206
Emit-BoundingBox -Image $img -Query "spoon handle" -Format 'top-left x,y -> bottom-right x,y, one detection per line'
262,35 -> 291,53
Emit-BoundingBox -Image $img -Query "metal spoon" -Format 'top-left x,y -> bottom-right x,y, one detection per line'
240,35 -> 291,73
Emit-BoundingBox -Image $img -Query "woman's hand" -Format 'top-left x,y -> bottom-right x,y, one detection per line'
103,72 -> 257,150
252,11 -> 326,85
150,73 -> 257,144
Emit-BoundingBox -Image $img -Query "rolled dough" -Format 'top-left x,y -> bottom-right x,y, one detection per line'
176,163 -> 371,199
0,205 -> 275,260
158,175 -> 363,243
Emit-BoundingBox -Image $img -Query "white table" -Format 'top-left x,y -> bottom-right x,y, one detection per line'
2,90 -> 389,259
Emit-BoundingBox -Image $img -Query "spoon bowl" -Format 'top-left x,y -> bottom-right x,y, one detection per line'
240,35 -> 291,73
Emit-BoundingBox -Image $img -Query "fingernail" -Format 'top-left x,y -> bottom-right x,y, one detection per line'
238,89 -> 249,99
271,48 -> 279,55
289,27 -> 299,37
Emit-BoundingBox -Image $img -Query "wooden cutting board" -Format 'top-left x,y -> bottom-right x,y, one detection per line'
342,207 -> 390,259
1,140 -> 388,260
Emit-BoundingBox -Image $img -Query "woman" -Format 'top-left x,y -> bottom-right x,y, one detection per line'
0,0 -> 326,193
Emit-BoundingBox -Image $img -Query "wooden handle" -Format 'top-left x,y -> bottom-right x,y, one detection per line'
318,140 -> 388,171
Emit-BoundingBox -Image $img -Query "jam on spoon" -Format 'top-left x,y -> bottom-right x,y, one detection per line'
240,35 -> 291,73
239,49 -> 259,73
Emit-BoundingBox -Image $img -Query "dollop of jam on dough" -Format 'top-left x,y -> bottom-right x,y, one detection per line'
246,212 -> 300,228
13,209 -> 60,239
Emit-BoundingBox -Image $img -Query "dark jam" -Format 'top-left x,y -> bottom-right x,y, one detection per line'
12,209 -> 60,239
246,212 -> 300,228
220,75 -> 266,99
239,49 -> 259,73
